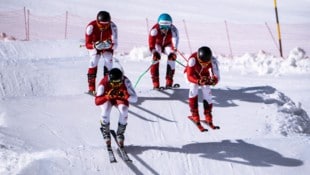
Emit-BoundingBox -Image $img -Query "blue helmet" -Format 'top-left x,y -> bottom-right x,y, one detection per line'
157,13 -> 172,29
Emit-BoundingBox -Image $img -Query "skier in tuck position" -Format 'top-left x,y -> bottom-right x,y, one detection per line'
85,11 -> 118,95
148,13 -> 179,89
95,67 -> 137,148
186,46 -> 220,131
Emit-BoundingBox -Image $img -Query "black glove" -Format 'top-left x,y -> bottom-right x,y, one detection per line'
153,51 -> 161,61
168,53 -> 177,60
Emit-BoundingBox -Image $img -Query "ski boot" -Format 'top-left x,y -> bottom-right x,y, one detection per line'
116,123 -> 127,148
100,122 -> 111,147
87,67 -> 97,95
165,54 -> 176,89
203,100 -> 220,129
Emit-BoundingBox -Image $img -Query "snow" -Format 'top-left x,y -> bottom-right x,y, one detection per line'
1,0 -> 310,174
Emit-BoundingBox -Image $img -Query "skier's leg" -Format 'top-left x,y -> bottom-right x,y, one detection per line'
165,52 -> 176,88
201,86 -> 219,129
100,101 -> 113,145
87,67 -> 97,93
116,104 -> 128,147
150,46 -> 162,89
150,61 -> 160,89
102,51 -> 113,76
188,83 -> 200,122
87,53 -> 100,93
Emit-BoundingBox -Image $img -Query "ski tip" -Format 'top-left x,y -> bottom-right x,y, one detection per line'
85,91 -> 96,96
201,129 -> 208,132
200,120 -> 220,130
173,83 -> 180,88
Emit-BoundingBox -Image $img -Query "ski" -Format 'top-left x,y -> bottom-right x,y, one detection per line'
157,83 -> 180,90
107,146 -> 117,163
99,127 -> 117,163
110,130 -> 132,162
85,90 -> 96,97
188,116 -> 208,132
201,120 -> 220,130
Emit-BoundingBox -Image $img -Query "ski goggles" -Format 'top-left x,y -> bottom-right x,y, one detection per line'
198,60 -> 211,67
159,25 -> 171,31
109,79 -> 122,87
97,21 -> 110,30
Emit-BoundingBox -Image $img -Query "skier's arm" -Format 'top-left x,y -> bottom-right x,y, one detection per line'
124,77 -> 138,103
210,56 -> 220,85
171,25 -> 179,51
186,57 -> 199,84
110,22 -> 118,50
85,23 -> 96,50
95,79 -> 109,106
148,26 -> 158,52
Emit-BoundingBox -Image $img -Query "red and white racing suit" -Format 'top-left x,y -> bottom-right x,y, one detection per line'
95,75 -> 137,125
186,52 -> 220,124
85,20 -> 118,91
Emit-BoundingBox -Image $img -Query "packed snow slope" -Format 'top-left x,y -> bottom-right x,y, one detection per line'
0,40 -> 309,175
1,0 -> 310,174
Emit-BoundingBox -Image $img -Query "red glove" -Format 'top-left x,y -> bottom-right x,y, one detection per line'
210,76 -> 218,85
198,76 -> 217,86
198,77 -> 208,85
116,90 -> 129,100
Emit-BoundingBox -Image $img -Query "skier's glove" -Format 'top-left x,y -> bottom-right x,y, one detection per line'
94,41 -> 105,50
116,90 -> 129,100
152,51 -> 161,61
168,53 -> 177,60
198,78 -> 208,85
102,39 -> 112,49
94,40 -> 112,50
107,89 -> 128,100
210,76 -> 218,85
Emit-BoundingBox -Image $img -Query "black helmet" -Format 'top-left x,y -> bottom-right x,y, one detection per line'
97,11 -> 111,23
109,68 -> 123,83
197,46 -> 212,62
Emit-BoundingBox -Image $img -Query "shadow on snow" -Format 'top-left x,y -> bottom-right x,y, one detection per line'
126,139 -> 302,172
129,86 -> 309,124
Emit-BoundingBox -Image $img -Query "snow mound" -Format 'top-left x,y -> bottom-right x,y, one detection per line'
263,87 -> 310,136
218,47 -> 310,75
0,144 -> 65,175
129,46 -> 151,61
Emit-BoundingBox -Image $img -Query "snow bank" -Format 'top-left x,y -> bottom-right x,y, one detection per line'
0,146 -> 66,175
218,48 -> 309,75
263,88 -> 310,136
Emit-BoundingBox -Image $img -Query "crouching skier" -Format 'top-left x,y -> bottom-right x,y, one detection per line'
186,46 -> 220,131
95,67 -> 137,149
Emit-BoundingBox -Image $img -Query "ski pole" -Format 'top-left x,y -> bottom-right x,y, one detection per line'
134,60 -> 159,88
177,50 -> 188,62
176,60 -> 186,67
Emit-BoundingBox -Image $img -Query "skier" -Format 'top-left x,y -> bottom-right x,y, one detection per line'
148,13 -> 179,89
85,11 -> 118,95
186,46 -> 220,130
95,67 -> 137,148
